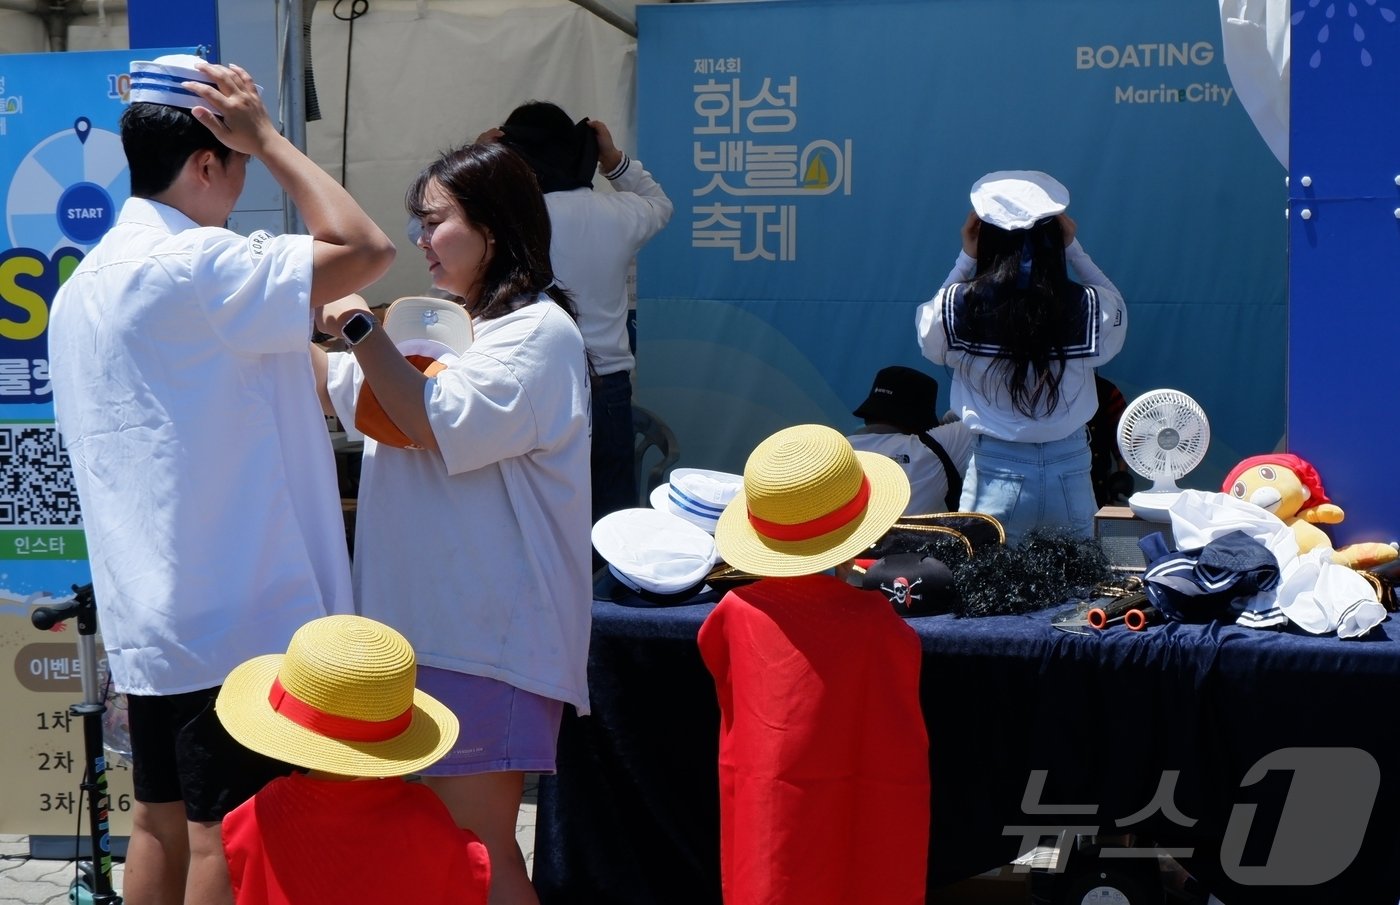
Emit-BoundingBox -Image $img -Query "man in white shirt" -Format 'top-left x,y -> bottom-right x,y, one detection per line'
845,366 -> 974,515
48,57 -> 394,905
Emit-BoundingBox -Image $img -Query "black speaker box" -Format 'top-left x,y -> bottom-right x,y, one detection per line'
1094,506 -> 1161,573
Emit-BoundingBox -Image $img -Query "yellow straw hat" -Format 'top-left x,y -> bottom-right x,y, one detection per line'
216,615 -> 458,777
714,424 -> 911,577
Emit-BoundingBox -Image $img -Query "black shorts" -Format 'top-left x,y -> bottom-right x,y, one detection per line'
127,686 -> 295,822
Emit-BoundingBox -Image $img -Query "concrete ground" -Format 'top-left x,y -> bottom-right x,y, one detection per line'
0,777 -> 537,904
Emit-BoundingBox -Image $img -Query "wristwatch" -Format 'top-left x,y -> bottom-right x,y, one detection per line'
342,311 -> 375,347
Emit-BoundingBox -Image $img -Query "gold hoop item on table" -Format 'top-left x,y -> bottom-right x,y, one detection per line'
890,512 -> 1006,551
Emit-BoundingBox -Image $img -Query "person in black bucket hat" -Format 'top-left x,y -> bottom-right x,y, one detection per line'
846,366 -> 973,514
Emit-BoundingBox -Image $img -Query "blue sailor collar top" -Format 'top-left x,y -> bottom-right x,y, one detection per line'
916,239 -> 1127,443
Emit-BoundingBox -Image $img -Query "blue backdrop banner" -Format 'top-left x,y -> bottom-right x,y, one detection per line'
634,0 -> 1286,491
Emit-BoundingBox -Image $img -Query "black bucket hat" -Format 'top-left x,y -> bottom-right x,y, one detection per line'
852,366 -> 940,433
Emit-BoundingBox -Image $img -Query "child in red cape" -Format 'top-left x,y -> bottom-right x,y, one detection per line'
215,615 -> 489,905
701,424 -> 931,905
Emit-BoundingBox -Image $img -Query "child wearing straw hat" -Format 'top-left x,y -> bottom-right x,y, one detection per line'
698,424 -> 931,905
215,615 -> 489,905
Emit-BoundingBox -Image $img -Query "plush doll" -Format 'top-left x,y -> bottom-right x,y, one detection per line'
1222,453 -> 1398,568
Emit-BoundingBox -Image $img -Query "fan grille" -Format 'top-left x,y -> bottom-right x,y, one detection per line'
1116,389 -> 1210,481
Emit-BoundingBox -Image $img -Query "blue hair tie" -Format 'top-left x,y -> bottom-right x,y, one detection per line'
1015,236 -> 1034,288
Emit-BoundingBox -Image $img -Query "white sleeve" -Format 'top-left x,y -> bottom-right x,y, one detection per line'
916,285 -> 955,366
915,252 -> 974,366
427,353 -> 538,476
601,155 -> 674,248
940,251 -> 977,289
1067,240 -> 1128,365
189,229 -> 314,355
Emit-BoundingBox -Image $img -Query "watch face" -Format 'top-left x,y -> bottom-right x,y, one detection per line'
343,312 -> 373,345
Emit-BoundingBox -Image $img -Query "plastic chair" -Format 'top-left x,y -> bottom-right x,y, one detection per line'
633,405 -> 680,505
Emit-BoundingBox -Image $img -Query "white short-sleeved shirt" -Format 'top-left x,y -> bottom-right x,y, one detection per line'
916,241 -> 1128,443
325,298 -> 593,712
49,198 -> 352,695
846,421 -> 974,515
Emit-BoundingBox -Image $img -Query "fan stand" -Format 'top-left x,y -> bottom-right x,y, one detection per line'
1128,477 -> 1183,523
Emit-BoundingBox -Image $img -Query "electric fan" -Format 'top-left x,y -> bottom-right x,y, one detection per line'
1116,389 -> 1211,522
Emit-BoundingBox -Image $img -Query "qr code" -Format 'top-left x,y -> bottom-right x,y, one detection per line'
0,424 -> 83,527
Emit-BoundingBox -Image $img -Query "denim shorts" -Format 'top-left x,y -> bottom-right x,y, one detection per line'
959,430 -> 1096,546
412,666 -> 564,776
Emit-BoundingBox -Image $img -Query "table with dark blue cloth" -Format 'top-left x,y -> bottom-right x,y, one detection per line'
533,596 -> 1400,905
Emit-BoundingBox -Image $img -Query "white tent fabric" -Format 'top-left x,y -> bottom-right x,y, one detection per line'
1218,0 -> 1290,167
0,9 -> 129,53
0,11 -> 50,52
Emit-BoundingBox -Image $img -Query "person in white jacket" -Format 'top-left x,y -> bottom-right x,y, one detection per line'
916,171 -> 1127,545
484,101 -> 674,531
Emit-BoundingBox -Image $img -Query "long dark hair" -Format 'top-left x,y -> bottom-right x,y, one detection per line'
405,142 -> 576,321
964,216 -> 1085,417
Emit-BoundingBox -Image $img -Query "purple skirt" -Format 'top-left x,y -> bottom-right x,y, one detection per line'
413,666 -> 564,776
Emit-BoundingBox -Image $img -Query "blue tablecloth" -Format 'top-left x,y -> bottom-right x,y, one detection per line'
534,595 -> 1400,904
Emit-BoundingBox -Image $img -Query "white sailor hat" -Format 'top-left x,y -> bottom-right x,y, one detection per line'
355,297 -> 473,449
649,467 -> 744,535
970,170 -> 1069,230
383,296 -> 474,360
129,54 -> 262,112
592,508 -> 719,605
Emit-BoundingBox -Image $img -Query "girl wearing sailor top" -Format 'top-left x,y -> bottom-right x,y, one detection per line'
916,171 -> 1127,545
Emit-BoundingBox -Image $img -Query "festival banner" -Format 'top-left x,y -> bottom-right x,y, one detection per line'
0,46 -> 191,839
1286,2 -> 1400,545
634,0 -> 1286,487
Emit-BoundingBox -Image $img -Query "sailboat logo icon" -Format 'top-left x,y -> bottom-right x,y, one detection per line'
801,150 -> 833,189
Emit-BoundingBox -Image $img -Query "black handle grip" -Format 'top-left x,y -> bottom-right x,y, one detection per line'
29,583 -> 96,631
31,599 -> 82,630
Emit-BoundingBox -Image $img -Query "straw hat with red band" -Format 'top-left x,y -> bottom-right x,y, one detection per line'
714,424 -> 911,577
215,615 -> 458,777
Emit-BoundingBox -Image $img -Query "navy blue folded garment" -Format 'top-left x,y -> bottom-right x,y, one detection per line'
1138,530 -> 1280,623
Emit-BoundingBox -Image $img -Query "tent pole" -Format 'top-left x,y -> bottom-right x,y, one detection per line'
565,0 -> 637,37
281,0 -> 308,233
